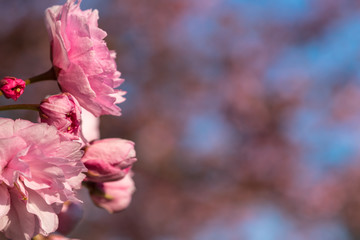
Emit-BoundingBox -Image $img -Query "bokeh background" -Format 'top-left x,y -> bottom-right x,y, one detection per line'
1,0 -> 360,239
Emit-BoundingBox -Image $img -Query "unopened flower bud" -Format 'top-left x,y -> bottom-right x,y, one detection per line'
82,138 -> 136,182
57,201 -> 84,235
88,174 -> 135,213
39,93 -> 81,139
0,77 -> 26,100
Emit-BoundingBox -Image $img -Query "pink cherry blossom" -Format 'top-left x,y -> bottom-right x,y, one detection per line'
0,118 -> 86,240
89,174 -> 135,213
45,0 -> 126,117
57,201 -> 83,235
0,77 -> 26,100
80,108 -> 100,143
82,138 -> 136,182
39,93 -> 81,140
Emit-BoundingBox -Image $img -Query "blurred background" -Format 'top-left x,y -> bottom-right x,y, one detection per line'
1,0 -> 360,239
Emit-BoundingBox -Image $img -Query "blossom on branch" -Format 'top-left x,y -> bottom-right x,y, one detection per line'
57,201 -> 83,236
0,0 -> 137,239
82,138 -> 136,183
39,93 -> 81,140
0,118 -> 86,240
0,77 -> 26,101
88,174 -> 135,213
45,0 -> 126,117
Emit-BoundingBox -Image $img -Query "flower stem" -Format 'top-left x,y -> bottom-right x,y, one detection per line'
25,68 -> 57,85
0,104 -> 39,111
0,68 -> 57,98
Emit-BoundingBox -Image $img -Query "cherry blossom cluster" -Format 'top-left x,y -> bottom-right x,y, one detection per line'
0,1 -> 136,239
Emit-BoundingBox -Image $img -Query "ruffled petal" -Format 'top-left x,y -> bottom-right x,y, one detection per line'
0,185 -> 10,218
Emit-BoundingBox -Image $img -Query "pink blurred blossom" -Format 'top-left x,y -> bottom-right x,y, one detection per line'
57,201 -> 84,236
39,93 -> 81,140
0,118 -> 86,240
0,77 -> 26,100
89,174 -> 135,213
82,138 -> 136,182
45,0 -> 126,117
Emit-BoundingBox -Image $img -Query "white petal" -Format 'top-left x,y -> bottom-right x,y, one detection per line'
26,189 -> 58,235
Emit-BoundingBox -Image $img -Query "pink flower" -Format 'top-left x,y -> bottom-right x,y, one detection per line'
45,0 -> 126,117
39,93 -> 81,140
89,174 -> 135,213
0,118 -> 86,240
0,77 -> 26,100
80,108 -> 100,143
57,201 -> 83,235
82,138 -> 136,182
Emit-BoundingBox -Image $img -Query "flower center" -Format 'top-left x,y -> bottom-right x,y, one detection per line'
14,182 -> 27,201
65,110 -> 79,133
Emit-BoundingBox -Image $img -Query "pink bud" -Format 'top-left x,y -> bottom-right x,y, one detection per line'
57,201 -> 84,235
0,77 -> 26,100
39,93 -> 81,139
89,174 -> 135,213
82,138 -> 136,182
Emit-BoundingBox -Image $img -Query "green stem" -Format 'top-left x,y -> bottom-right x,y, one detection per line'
0,104 -> 39,111
25,68 -> 57,85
